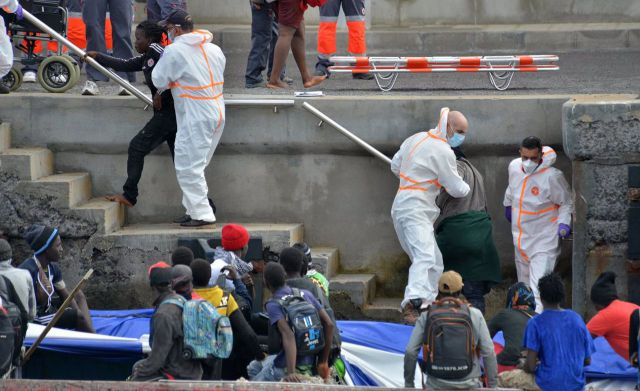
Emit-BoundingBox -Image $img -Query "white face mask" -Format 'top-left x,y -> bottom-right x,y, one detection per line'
522,159 -> 539,174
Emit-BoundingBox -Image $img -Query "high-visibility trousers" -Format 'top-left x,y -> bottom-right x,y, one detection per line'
27,13 -> 113,55
317,0 -> 366,58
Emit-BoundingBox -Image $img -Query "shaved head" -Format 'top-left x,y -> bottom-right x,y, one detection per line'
447,111 -> 469,138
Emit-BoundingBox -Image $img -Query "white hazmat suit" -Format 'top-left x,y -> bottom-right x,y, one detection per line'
152,29 -> 225,222
0,0 -> 19,77
503,146 -> 573,312
391,107 -> 470,309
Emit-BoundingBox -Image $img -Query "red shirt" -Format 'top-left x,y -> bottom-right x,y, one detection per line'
587,299 -> 640,359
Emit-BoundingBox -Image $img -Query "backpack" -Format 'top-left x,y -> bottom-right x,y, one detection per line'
162,294 -> 233,360
273,288 -> 325,356
422,297 -> 474,380
0,276 -> 27,378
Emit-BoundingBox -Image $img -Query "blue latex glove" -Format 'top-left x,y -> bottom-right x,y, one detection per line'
558,223 -> 571,238
505,206 -> 512,223
15,4 -> 23,20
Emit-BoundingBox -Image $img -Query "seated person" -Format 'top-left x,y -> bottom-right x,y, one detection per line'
279,247 -> 341,364
293,242 -> 329,297
247,263 -> 333,382
587,271 -> 639,360
0,239 -> 36,321
0,238 -> 35,375
404,271 -> 497,389
212,224 -> 254,277
210,258 -> 253,319
191,259 -> 264,380
171,246 -> 194,267
523,273 -> 594,391
171,264 -> 202,300
19,225 -> 93,332
488,282 -> 537,371
130,263 -> 202,380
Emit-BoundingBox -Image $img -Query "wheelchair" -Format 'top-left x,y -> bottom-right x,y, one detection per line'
1,0 -> 80,92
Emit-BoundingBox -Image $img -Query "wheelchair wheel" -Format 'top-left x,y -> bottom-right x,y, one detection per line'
37,55 -> 78,93
2,68 -> 23,92
61,54 -> 82,85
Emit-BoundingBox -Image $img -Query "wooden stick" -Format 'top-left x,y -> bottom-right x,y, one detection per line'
22,269 -> 94,364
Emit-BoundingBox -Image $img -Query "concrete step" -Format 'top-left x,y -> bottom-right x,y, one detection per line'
0,123 -> 10,153
105,223 -> 304,254
73,198 -> 125,234
16,172 -> 91,209
330,273 -> 376,307
363,297 -> 403,323
310,247 -> 339,278
0,148 -> 54,180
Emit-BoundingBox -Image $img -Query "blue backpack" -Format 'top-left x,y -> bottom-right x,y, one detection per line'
162,294 -> 233,360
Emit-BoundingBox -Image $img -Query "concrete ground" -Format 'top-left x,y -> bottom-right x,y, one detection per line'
10,49 -> 640,97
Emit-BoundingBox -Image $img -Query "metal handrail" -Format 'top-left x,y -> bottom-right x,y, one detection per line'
21,10 -> 296,109
226,99 -> 295,107
302,102 -> 391,165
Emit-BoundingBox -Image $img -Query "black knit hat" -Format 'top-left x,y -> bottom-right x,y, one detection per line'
24,225 -> 59,256
590,271 -> 618,307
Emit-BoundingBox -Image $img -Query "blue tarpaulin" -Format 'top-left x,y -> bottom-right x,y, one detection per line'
20,309 -> 638,385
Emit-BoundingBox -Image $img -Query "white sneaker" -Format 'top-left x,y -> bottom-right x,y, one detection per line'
118,86 -> 132,96
82,80 -> 100,96
23,71 -> 36,83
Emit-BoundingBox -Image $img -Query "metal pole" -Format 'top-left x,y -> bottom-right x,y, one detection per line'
22,269 -> 94,365
302,102 -> 391,165
21,9 -> 152,105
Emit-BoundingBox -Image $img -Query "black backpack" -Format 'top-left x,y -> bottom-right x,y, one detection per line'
422,297 -> 474,380
0,276 -> 27,378
271,288 -> 325,356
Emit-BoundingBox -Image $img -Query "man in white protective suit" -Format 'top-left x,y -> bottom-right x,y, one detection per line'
152,10 -> 225,227
503,136 -> 573,312
391,107 -> 471,324
0,0 -> 21,94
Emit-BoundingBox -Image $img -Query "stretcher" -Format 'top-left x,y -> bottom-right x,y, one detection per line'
329,55 -> 559,92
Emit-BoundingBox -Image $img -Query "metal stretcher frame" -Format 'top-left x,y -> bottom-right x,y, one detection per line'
329,55 -> 560,92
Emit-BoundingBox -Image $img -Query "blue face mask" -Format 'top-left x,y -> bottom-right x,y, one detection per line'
448,132 -> 465,148
168,31 -> 175,41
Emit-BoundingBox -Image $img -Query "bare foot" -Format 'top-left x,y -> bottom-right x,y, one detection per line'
303,75 -> 326,88
267,80 -> 288,89
105,194 -> 133,207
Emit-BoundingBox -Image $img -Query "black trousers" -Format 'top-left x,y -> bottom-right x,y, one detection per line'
123,111 -> 177,205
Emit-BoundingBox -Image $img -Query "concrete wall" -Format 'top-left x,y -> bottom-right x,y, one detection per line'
0,93 -> 580,296
563,98 -> 640,317
145,0 -> 640,26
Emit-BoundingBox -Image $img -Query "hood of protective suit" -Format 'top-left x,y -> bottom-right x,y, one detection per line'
429,107 -> 449,139
538,146 -> 557,169
174,29 -> 213,46
520,145 -> 557,172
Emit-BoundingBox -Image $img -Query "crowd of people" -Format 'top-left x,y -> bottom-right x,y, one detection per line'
0,223 -> 343,383
1,221 -> 639,389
